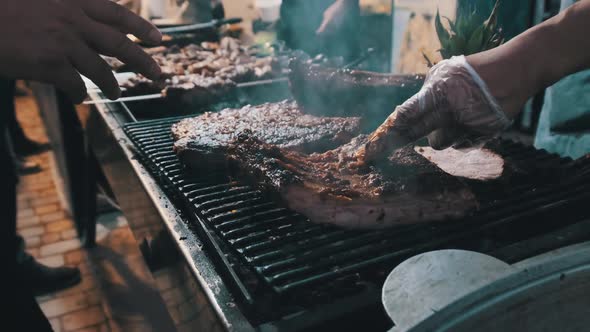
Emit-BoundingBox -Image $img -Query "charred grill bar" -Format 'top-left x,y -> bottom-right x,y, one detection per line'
85,85 -> 590,330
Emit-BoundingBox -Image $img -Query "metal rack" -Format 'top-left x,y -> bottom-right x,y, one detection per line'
123,117 -> 590,326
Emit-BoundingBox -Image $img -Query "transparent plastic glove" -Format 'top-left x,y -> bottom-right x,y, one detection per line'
361,55 -> 513,162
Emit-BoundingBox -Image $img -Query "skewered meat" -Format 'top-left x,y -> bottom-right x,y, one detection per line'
172,100 -> 362,170
288,59 -> 423,124
224,133 -> 477,229
115,37 -> 281,82
117,37 -> 282,98
121,73 -> 236,104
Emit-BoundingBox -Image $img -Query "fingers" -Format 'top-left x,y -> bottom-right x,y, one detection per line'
51,65 -> 88,104
397,104 -> 451,143
427,127 -> 460,150
79,18 -> 161,80
316,16 -> 331,35
79,0 -> 161,45
361,89 -> 452,162
361,110 -> 412,162
396,87 -> 447,135
67,37 -> 121,100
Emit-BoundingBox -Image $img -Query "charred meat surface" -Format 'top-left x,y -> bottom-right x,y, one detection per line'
225,133 -> 477,229
288,59 -> 424,125
172,100 -> 362,169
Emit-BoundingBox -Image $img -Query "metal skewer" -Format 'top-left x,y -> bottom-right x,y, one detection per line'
83,93 -> 164,104
83,78 -> 290,104
159,18 -> 242,34
84,48 -> 375,105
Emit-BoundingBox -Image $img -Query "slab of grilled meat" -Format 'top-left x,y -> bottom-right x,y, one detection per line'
172,100 -> 362,170
225,132 -> 477,229
288,59 -> 424,125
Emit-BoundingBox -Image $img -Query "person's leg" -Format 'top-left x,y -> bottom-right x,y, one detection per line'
3,168 -> 53,331
17,232 -> 83,296
0,79 -> 81,296
4,79 -> 50,156
5,80 -> 26,144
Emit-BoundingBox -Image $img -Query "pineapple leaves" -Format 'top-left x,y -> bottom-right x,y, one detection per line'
435,9 -> 451,49
483,0 -> 501,49
422,51 -> 434,68
484,0 -> 501,33
442,16 -> 456,33
466,26 -> 484,55
433,0 -> 504,59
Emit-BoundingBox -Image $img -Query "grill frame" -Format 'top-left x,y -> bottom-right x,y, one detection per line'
86,86 -> 590,330
85,94 -> 256,331
122,113 -> 590,326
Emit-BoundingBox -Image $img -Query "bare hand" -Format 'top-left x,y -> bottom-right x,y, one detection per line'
0,0 -> 162,103
316,0 -> 353,36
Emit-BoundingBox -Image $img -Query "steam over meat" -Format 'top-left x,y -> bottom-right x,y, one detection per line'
225,134 -> 477,229
172,100 -> 362,170
288,59 -> 424,121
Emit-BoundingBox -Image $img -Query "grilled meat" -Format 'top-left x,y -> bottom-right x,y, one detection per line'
415,146 -> 505,181
117,37 -> 281,103
120,73 -> 236,104
172,100 -> 362,170
225,133 -> 477,229
116,37 -> 281,92
288,59 -> 424,124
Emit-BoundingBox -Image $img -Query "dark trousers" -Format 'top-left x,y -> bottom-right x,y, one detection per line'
1,78 -> 52,331
2,178 -> 52,331
5,80 -> 30,149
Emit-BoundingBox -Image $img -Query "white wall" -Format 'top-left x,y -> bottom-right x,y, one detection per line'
395,0 -> 457,19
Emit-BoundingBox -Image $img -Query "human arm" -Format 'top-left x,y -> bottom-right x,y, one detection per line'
361,0 -> 590,162
469,0 -> 590,119
316,0 -> 359,36
0,0 -> 162,104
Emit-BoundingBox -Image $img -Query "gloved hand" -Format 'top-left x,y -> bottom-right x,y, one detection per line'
361,55 -> 514,162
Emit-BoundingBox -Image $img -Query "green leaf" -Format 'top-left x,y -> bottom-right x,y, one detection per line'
435,9 -> 451,46
482,1 -> 501,46
443,16 -> 456,34
484,0 -> 501,32
485,31 -> 502,48
448,35 -> 467,57
422,51 -> 434,68
466,25 -> 484,55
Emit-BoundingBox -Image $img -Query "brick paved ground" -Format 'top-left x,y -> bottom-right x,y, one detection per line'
15,88 -> 161,331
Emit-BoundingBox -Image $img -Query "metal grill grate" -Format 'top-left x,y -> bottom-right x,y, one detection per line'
124,118 -> 590,324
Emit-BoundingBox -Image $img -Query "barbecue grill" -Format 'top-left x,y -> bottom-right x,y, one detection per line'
85,91 -> 590,331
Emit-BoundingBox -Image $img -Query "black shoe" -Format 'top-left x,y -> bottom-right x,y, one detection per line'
14,85 -> 29,97
14,139 -> 51,156
20,259 -> 82,296
17,157 -> 42,175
